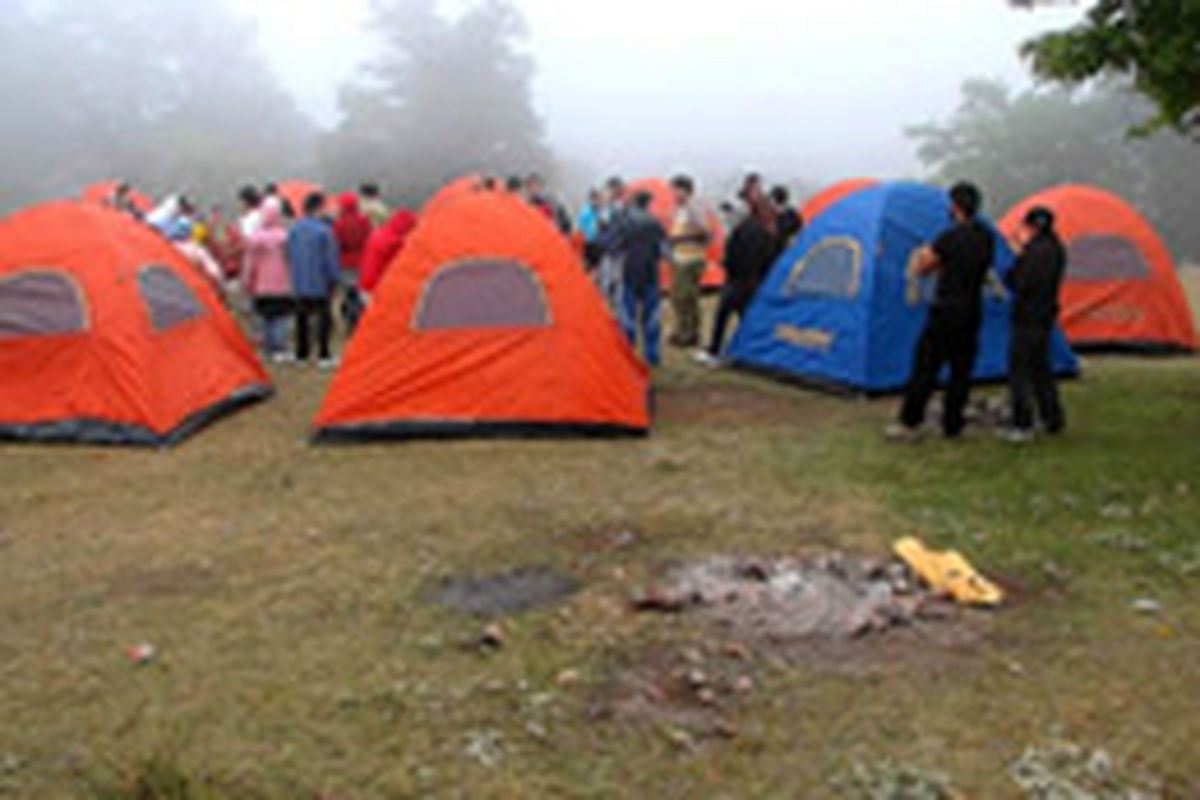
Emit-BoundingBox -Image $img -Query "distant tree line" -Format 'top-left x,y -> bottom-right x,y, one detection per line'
0,0 -> 316,214
319,0 -> 555,207
908,78 -> 1200,261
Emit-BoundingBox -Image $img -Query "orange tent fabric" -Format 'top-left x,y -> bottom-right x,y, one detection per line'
424,174 -> 485,215
1001,185 -> 1196,352
627,178 -> 726,290
275,180 -> 324,216
81,181 -> 153,214
801,178 -> 878,222
0,202 -> 271,446
314,191 -> 651,441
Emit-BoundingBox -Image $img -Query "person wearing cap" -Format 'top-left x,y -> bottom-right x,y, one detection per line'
888,182 -> 995,441
1003,206 -> 1067,442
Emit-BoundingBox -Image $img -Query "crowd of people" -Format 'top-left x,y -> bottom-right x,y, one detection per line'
100,171 -> 1069,444
103,180 -> 419,369
576,173 -> 802,367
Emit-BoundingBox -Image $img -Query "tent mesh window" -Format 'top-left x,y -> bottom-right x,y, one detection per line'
0,270 -> 87,339
1066,235 -> 1151,282
138,265 -> 205,331
414,258 -> 551,330
783,238 -> 861,300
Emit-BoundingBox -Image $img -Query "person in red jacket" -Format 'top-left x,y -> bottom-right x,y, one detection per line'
360,208 -> 419,297
333,192 -> 372,333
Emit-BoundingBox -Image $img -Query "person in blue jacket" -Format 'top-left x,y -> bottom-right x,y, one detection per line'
286,192 -> 342,368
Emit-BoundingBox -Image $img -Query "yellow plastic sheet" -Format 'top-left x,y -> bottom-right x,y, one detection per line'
894,537 -> 1004,607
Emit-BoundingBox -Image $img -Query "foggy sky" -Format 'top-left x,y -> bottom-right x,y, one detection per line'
236,0 -> 1085,187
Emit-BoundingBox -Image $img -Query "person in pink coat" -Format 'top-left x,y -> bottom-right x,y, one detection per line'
243,203 -> 294,362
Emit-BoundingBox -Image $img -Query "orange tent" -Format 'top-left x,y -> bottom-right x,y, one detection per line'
275,180 -> 324,216
627,178 -> 726,291
1001,185 -> 1196,352
314,191 -> 651,441
81,181 -> 154,214
424,174 -> 485,215
0,202 -> 271,446
801,178 -> 878,222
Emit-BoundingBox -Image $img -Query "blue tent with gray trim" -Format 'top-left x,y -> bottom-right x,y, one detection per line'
729,182 -> 1078,393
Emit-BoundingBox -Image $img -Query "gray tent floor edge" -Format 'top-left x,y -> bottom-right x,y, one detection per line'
1070,341 -> 1195,356
314,419 -> 649,444
0,383 -> 273,448
731,361 -> 1081,399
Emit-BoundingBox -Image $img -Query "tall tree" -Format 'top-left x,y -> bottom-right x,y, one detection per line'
322,0 -> 554,204
908,78 -> 1200,260
1015,0 -> 1200,135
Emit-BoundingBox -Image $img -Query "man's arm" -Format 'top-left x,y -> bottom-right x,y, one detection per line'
912,245 -> 942,276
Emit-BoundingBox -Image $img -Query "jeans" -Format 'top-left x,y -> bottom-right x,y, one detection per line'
295,297 -> 333,361
621,281 -> 662,367
1009,323 -> 1065,433
254,297 -> 292,356
900,307 -> 981,437
670,259 -> 706,345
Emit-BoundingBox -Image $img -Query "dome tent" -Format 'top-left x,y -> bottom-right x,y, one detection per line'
730,182 -> 1078,393
801,178 -> 878,223
0,202 -> 271,446
1000,184 -> 1196,353
314,191 -> 651,441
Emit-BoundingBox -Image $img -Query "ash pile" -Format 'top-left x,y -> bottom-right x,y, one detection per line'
634,553 -> 972,642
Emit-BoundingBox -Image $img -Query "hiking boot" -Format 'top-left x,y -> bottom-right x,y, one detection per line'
884,423 -> 923,443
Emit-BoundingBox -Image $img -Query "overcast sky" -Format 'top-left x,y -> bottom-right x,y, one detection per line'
233,0 -> 1085,187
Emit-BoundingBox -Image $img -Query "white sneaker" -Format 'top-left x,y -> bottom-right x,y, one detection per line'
318,357 -> 340,371
692,350 -> 720,368
884,423 -> 924,443
271,352 -> 297,365
1001,428 -> 1035,445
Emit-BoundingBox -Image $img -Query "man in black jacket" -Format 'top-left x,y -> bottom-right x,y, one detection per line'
888,182 -> 994,441
1004,206 -> 1067,442
617,191 -> 668,366
697,202 -> 777,364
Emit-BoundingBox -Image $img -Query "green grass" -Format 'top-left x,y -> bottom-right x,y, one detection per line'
0,318 -> 1198,797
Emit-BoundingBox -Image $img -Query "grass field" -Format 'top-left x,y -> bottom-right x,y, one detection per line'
1,277 -> 1198,798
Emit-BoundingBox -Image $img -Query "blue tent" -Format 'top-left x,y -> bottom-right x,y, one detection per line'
729,182 -> 1078,393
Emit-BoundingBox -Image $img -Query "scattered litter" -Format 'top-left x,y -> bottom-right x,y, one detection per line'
125,643 -> 156,666
1009,739 -> 1161,798
894,537 -> 1004,607
462,730 -> 504,769
1130,598 -> 1163,615
433,566 -> 580,617
478,622 -> 505,650
634,551 -> 975,642
836,760 -> 958,799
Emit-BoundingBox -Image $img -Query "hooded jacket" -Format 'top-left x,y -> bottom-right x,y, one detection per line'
333,193 -> 372,271
360,209 -> 419,293
244,204 -> 292,298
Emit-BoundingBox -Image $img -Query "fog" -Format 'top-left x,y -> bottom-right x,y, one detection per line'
238,0 -> 1084,188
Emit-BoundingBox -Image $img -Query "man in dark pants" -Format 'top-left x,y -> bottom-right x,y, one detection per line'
1004,206 -> 1067,442
888,182 -> 994,441
616,191 -> 668,366
286,192 -> 342,369
696,200 -> 777,365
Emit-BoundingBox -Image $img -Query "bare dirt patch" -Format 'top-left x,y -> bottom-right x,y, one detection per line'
105,562 -> 224,601
655,384 -> 815,425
